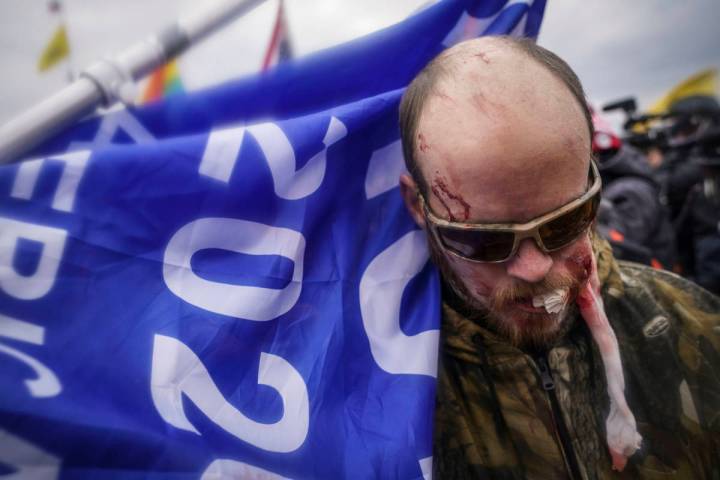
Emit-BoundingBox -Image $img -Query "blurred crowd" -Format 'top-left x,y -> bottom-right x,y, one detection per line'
593,91 -> 720,295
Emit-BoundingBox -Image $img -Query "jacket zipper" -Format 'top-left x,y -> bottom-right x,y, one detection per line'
535,354 -> 583,480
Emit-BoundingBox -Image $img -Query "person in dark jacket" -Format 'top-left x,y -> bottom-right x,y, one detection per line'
653,95 -> 720,222
674,133 -> 720,294
594,140 -> 677,270
397,36 -> 720,479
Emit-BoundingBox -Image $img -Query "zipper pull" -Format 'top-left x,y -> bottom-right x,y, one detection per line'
536,356 -> 555,391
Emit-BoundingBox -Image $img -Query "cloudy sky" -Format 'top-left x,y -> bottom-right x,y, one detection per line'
1,0 -> 719,127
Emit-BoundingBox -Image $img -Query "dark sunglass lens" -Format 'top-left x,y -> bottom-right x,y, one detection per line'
539,194 -> 600,250
437,228 -> 515,261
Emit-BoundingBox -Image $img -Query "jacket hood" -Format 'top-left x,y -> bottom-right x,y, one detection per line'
598,145 -> 656,186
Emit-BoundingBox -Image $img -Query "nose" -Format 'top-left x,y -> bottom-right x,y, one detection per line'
506,238 -> 553,283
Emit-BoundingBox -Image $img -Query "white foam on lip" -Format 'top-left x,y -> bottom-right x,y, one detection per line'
532,287 -> 570,314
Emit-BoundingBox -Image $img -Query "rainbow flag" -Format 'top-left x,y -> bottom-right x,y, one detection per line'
140,59 -> 183,104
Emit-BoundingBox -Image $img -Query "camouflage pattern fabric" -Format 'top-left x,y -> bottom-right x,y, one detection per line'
434,234 -> 720,479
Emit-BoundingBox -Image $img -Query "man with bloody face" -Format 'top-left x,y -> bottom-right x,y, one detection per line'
399,36 -> 720,479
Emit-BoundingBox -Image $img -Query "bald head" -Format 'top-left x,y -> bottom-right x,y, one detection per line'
397,37 -> 599,348
399,36 -> 593,200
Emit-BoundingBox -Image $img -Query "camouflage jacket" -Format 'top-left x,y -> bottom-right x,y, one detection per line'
434,237 -> 720,479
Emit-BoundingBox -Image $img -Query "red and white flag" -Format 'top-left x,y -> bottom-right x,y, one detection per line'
261,0 -> 293,71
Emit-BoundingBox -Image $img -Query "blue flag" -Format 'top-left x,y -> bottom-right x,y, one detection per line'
0,1 -> 545,478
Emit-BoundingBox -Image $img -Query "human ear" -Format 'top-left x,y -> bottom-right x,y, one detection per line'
399,173 -> 427,229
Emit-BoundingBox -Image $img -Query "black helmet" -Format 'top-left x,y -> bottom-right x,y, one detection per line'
669,95 -> 720,117
667,95 -> 720,148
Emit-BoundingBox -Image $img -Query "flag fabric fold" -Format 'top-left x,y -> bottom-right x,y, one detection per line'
0,1 -> 545,477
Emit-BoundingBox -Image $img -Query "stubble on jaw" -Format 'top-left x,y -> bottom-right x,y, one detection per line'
428,234 -> 579,350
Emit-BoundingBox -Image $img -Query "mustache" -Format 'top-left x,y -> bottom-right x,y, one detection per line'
489,270 -> 578,312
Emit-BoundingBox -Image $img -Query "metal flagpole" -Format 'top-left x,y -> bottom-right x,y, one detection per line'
0,0 -> 269,165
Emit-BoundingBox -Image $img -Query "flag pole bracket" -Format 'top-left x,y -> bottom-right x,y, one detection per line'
0,0 -> 269,164
81,57 -> 139,107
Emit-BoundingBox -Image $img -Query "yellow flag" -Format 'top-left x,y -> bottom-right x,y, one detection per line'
38,25 -> 70,72
647,68 -> 718,115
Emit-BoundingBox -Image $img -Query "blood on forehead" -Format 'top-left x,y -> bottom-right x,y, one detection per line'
430,174 -> 471,221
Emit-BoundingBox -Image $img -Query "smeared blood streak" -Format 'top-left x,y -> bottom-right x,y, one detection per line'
418,133 -> 430,152
576,287 -> 593,309
431,185 -> 456,221
432,177 -> 471,221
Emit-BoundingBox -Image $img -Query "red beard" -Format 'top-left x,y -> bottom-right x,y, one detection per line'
428,235 -> 582,349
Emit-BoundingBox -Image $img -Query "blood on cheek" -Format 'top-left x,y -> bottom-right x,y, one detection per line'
575,284 -> 593,309
568,255 -> 592,282
565,253 -> 594,308
560,236 -> 593,280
